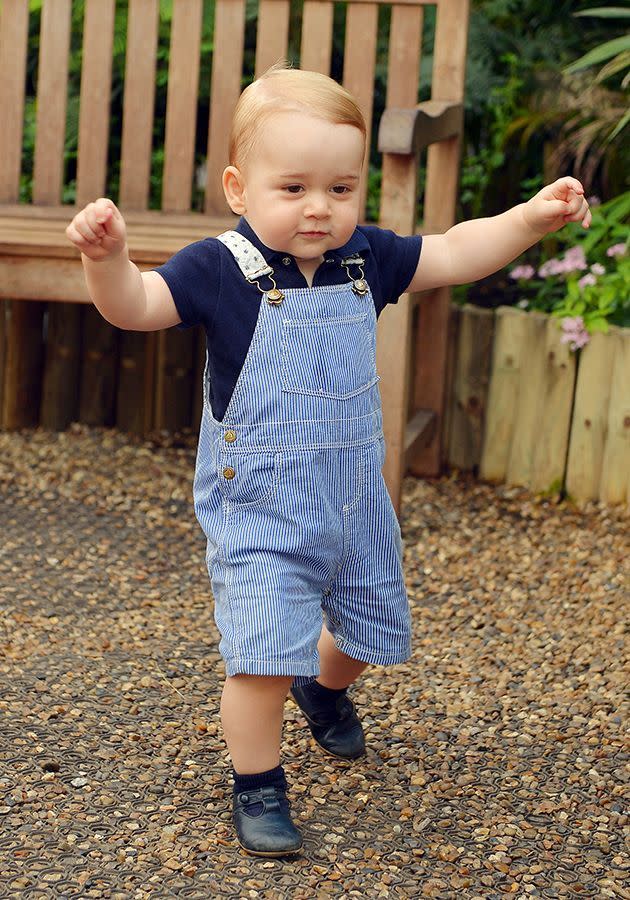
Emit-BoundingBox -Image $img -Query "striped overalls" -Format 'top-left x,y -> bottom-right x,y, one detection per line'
193,232 -> 411,682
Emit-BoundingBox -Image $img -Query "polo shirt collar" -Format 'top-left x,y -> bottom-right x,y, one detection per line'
236,217 -> 370,265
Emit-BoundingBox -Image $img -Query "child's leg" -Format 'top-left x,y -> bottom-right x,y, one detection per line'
222,674 -> 302,856
317,625 -> 368,689
291,628 -> 368,760
221,674 -> 292,772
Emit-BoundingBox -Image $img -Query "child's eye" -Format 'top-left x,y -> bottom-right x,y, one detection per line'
284,185 -> 303,194
331,185 -> 351,194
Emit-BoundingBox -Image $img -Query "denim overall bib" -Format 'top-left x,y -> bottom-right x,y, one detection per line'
193,232 -> 412,681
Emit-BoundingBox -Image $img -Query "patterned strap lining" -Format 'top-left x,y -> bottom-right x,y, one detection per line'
216,231 -> 274,280
217,231 -> 365,277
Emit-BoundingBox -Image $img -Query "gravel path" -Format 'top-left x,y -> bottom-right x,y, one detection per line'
0,426 -> 627,899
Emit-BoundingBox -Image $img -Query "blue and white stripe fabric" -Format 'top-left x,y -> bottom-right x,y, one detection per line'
193,232 -> 411,682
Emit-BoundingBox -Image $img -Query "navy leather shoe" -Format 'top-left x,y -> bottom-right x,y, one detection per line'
233,785 -> 303,857
291,684 -> 366,760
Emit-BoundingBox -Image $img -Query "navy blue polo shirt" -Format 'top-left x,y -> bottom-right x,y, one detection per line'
154,217 -> 422,422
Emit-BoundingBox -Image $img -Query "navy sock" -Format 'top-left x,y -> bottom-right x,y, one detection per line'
303,680 -> 348,712
232,765 -> 289,816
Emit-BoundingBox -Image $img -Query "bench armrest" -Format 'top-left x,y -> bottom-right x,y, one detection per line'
378,101 -> 463,155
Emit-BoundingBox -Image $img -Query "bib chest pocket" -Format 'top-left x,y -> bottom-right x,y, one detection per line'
281,314 -> 379,401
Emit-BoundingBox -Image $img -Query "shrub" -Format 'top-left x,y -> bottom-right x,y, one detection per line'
508,191 -> 630,346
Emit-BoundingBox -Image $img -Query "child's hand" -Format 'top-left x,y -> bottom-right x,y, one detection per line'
523,177 -> 592,236
65,198 -> 127,261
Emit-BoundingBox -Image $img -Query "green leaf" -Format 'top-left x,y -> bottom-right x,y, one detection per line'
585,317 -> 610,333
574,7 -> 630,18
564,36 -> 630,74
596,49 -> 630,82
606,107 -> 630,144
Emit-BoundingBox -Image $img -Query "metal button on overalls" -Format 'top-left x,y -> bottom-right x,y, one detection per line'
224,430 -> 237,443
223,466 -> 236,479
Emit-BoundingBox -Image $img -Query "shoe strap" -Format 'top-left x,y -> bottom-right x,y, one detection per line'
238,785 -> 282,812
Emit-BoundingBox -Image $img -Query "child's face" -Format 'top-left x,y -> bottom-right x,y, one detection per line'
227,111 -> 365,276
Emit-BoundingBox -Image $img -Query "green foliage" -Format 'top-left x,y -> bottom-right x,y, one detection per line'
551,257 -> 629,334
459,0 -> 628,223
564,7 -> 630,146
459,53 -> 524,218
508,192 -> 630,335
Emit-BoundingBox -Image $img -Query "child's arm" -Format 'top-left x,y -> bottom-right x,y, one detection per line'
65,198 -> 181,330
405,177 -> 591,294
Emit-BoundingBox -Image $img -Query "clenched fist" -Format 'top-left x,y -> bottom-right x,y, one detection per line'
65,198 -> 127,261
522,177 -> 592,236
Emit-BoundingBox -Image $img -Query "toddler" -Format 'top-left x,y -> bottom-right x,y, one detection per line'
66,65 -> 590,857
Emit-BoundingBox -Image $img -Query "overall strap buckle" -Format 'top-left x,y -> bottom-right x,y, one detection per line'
247,273 -> 284,305
340,255 -> 369,296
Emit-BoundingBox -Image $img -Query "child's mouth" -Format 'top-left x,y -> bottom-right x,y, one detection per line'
300,231 -> 328,238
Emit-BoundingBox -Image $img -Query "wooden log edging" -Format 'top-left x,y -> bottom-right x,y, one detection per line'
0,299 -> 207,435
448,304 -> 629,506
446,303 -> 494,471
1,298 -> 628,506
565,331 -> 615,504
598,327 -> 630,505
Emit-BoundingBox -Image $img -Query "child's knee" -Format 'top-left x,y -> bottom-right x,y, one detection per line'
224,673 -> 293,698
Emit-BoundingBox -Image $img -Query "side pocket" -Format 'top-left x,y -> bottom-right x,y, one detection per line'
218,452 -> 283,509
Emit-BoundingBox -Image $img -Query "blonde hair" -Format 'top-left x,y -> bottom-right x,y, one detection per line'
229,63 -> 366,168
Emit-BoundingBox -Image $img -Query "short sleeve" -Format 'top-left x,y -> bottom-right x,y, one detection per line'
360,225 -> 422,312
153,238 -> 220,329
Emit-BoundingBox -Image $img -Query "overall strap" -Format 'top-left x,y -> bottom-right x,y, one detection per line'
217,231 -> 284,304
217,230 -> 369,300
216,231 -> 273,280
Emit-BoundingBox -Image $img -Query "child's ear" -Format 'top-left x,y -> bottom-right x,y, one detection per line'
222,166 -> 247,215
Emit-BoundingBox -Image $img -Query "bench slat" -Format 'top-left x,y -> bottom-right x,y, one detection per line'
255,0 -> 291,77
387,4 -> 423,108
300,1 -> 334,75
0,0 -> 29,203
376,6 -> 424,497
118,1 -> 160,435
0,210 -> 235,261
343,3 -> 378,218
120,0 -> 160,210
413,0 -> 470,476
156,0 -> 203,435
205,0 -> 246,215
33,0 -> 72,205
162,0 -> 203,212
76,0 -> 116,205
425,0 -> 468,235
347,0 -> 431,4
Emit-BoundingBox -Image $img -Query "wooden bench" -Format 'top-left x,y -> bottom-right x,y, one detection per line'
0,0 -> 469,513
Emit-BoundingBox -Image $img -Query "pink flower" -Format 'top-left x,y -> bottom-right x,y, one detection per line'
563,246 -> 588,270
606,243 -> 626,257
539,246 -> 587,278
560,316 -> 590,351
539,257 -> 564,277
590,263 -> 605,276
509,264 -> 535,280
578,273 -> 597,289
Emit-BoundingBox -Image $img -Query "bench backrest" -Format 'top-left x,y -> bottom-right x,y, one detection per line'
0,0 -> 467,222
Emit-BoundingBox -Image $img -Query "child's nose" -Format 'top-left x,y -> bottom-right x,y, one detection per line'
305,192 -> 330,218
